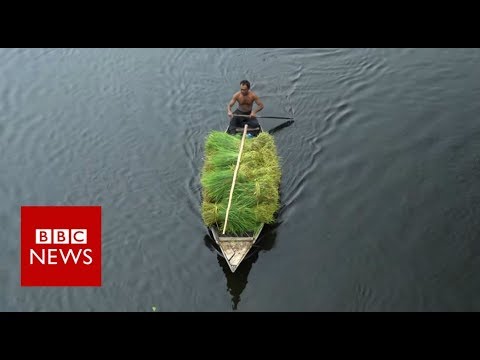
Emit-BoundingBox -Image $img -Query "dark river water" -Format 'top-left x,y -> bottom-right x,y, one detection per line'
2,48 -> 480,311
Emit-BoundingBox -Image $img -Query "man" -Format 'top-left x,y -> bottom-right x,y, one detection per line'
227,80 -> 264,135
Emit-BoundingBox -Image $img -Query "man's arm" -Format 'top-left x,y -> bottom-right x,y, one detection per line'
227,92 -> 238,118
251,94 -> 264,117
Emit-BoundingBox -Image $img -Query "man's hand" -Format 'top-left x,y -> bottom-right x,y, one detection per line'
250,112 -> 256,118
228,111 -> 233,118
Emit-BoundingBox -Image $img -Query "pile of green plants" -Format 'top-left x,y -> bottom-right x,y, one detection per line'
201,131 -> 281,235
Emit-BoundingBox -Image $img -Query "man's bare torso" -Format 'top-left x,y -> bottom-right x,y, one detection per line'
235,91 -> 256,112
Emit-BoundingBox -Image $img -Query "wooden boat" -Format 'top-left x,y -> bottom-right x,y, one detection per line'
207,122 -> 265,273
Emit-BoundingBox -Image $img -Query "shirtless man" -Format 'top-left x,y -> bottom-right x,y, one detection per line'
226,80 -> 264,135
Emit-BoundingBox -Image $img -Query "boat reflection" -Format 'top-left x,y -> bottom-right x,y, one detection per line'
203,222 -> 279,310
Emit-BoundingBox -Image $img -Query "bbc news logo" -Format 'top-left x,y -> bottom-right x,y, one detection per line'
21,206 -> 101,286
32,229 -> 92,265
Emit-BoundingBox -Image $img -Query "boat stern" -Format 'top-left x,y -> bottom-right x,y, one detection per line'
209,224 -> 264,272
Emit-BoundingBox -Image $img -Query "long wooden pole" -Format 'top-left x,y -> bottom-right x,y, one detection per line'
223,124 -> 248,234
233,114 -> 294,120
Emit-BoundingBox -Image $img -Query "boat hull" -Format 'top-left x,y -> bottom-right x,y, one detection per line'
208,223 -> 265,272
206,121 -> 266,272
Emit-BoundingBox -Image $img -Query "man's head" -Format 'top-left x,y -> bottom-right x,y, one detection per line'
240,80 -> 250,96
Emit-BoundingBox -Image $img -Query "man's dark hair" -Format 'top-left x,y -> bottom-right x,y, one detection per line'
240,80 -> 250,89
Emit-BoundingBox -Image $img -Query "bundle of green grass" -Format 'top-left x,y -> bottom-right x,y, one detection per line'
201,131 -> 281,235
